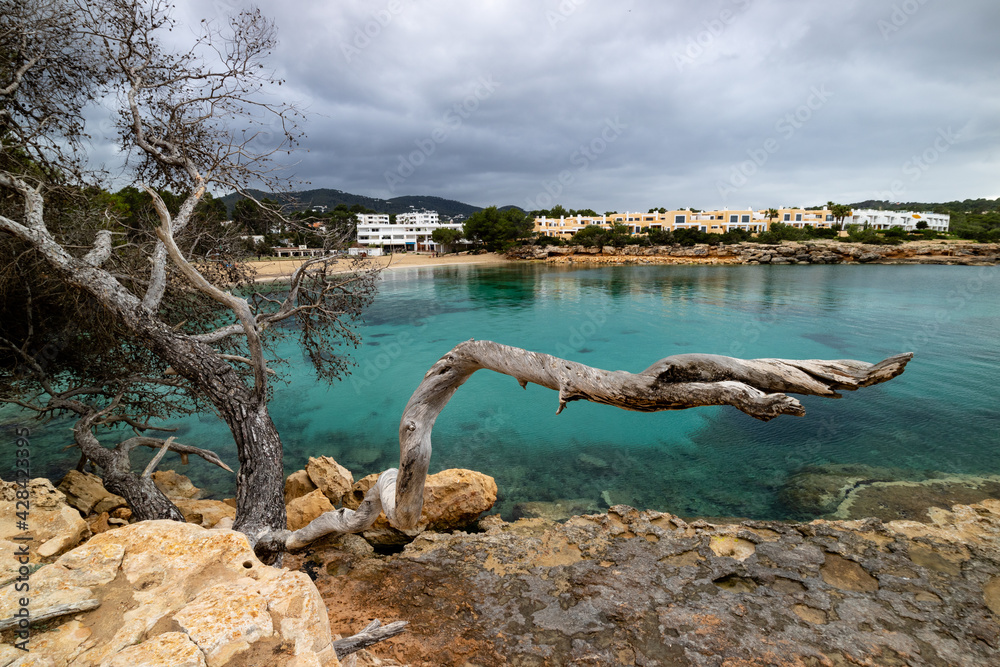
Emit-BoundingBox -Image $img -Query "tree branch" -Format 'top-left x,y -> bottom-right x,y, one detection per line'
281,341 -> 912,548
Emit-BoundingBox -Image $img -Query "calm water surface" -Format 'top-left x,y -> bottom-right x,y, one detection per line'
5,263 -> 999,520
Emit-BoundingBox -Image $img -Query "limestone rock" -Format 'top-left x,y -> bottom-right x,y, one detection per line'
152,469 -> 203,500
0,520 -> 342,667
287,488 -> 335,531
345,469 -> 497,544
285,468 -> 319,504
57,469 -> 125,515
512,498 -> 601,522
103,632 -> 208,667
174,499 -> 237,528
306,456 -> 354,505
0,478 -> 88,561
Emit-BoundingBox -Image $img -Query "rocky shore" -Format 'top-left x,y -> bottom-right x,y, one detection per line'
4,461 -> 1000,666
507,240 -> 1000,267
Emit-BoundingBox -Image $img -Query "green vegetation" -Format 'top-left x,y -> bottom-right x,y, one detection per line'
463,206 -> 532,251
431,227 -> 464,253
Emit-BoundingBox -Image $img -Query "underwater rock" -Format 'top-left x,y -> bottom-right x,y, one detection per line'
778,463 -> 913,516
834,474 -> 1000,522
511,498 -> 601,522
575,453 -> 609,471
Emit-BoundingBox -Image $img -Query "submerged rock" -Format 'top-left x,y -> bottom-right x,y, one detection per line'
511,498 -> 601,522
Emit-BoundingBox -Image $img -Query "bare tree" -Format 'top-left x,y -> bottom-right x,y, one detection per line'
0,0 -> 377,560
280,341 -> 912,550
0,0 -> 914,567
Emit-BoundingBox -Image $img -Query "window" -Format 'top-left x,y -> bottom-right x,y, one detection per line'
783,214 -> 791,221
826,215 -> 833,221
741,215 -> 750,223
795,214 -> 802,221
729,214 -> 738,223
675,215 -> 686,223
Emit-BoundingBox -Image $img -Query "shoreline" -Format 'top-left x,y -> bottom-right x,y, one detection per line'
248,251 -> 509,282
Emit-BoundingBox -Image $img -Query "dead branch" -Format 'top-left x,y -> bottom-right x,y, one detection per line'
283,341 -> 912,548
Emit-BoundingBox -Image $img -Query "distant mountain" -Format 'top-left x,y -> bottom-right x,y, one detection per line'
217,188 -> 493,219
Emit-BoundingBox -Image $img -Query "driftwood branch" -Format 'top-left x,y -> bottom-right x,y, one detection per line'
0,599 -> 101,630
284,340 -> 912,549
332,619 -> 409,658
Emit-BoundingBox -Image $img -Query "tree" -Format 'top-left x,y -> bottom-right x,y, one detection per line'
285,341 -> 913,547
463,206 -> 531,251
915,220 -> 929,230
0,0 -> 378,561
431,227 -> 463,253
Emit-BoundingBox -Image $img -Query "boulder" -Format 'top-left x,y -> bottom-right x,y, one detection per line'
152,469 -> 203,500
173,499 -> 238,528
285,468 -> 319,504
287,488 -> 335,531
0,478 -> 88,564
343,469 -> 497,544
57,469 -> 127,515
306,456 -> 354,505
0,520 -> 342,667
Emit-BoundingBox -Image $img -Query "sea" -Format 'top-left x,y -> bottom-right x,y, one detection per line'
4,263 -> 999,520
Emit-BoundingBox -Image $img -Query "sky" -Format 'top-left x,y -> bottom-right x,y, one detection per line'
158,0 -> 1000,212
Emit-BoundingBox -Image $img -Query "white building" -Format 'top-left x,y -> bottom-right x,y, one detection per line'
355,213 -> 390,226
849,209 -> 950,232
396,211 -> 440,226
356,212 -> 465,252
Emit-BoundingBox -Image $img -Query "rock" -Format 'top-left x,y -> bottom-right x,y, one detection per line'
512,499 -> 601,522
343,469 -> 497,545
779,463 -> 906,516
287,488 -> 335,531
297,500 -> 1000,665
285,468 -> 319,504
103,632 -> 208,667
576,453 -> 608,471
174,499 -> 237,528
57,469 -> 125,515
306,456 -> 354,505
834,474 -> 1000,522
152,469 -> 203,500
0,478 -> 88,561
87,511 -> 113,534
0,520 -> 342,667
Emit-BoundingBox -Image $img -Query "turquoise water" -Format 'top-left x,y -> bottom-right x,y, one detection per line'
4,263 -> 999,520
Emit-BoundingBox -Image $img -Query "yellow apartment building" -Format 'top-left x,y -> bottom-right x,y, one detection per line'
533,208 -> 837,239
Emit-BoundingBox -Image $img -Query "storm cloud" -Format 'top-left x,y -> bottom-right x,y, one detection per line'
167,0 -> 1000,211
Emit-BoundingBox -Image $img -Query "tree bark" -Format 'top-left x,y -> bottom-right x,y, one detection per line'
284,340 -> 912,549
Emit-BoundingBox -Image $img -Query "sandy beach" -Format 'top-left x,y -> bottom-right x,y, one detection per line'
249,252 -> 509,281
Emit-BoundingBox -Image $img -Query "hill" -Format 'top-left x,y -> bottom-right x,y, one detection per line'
217,188 -> 491,219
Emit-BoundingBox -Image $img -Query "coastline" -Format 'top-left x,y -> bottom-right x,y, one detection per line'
248,252 -> 509,282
